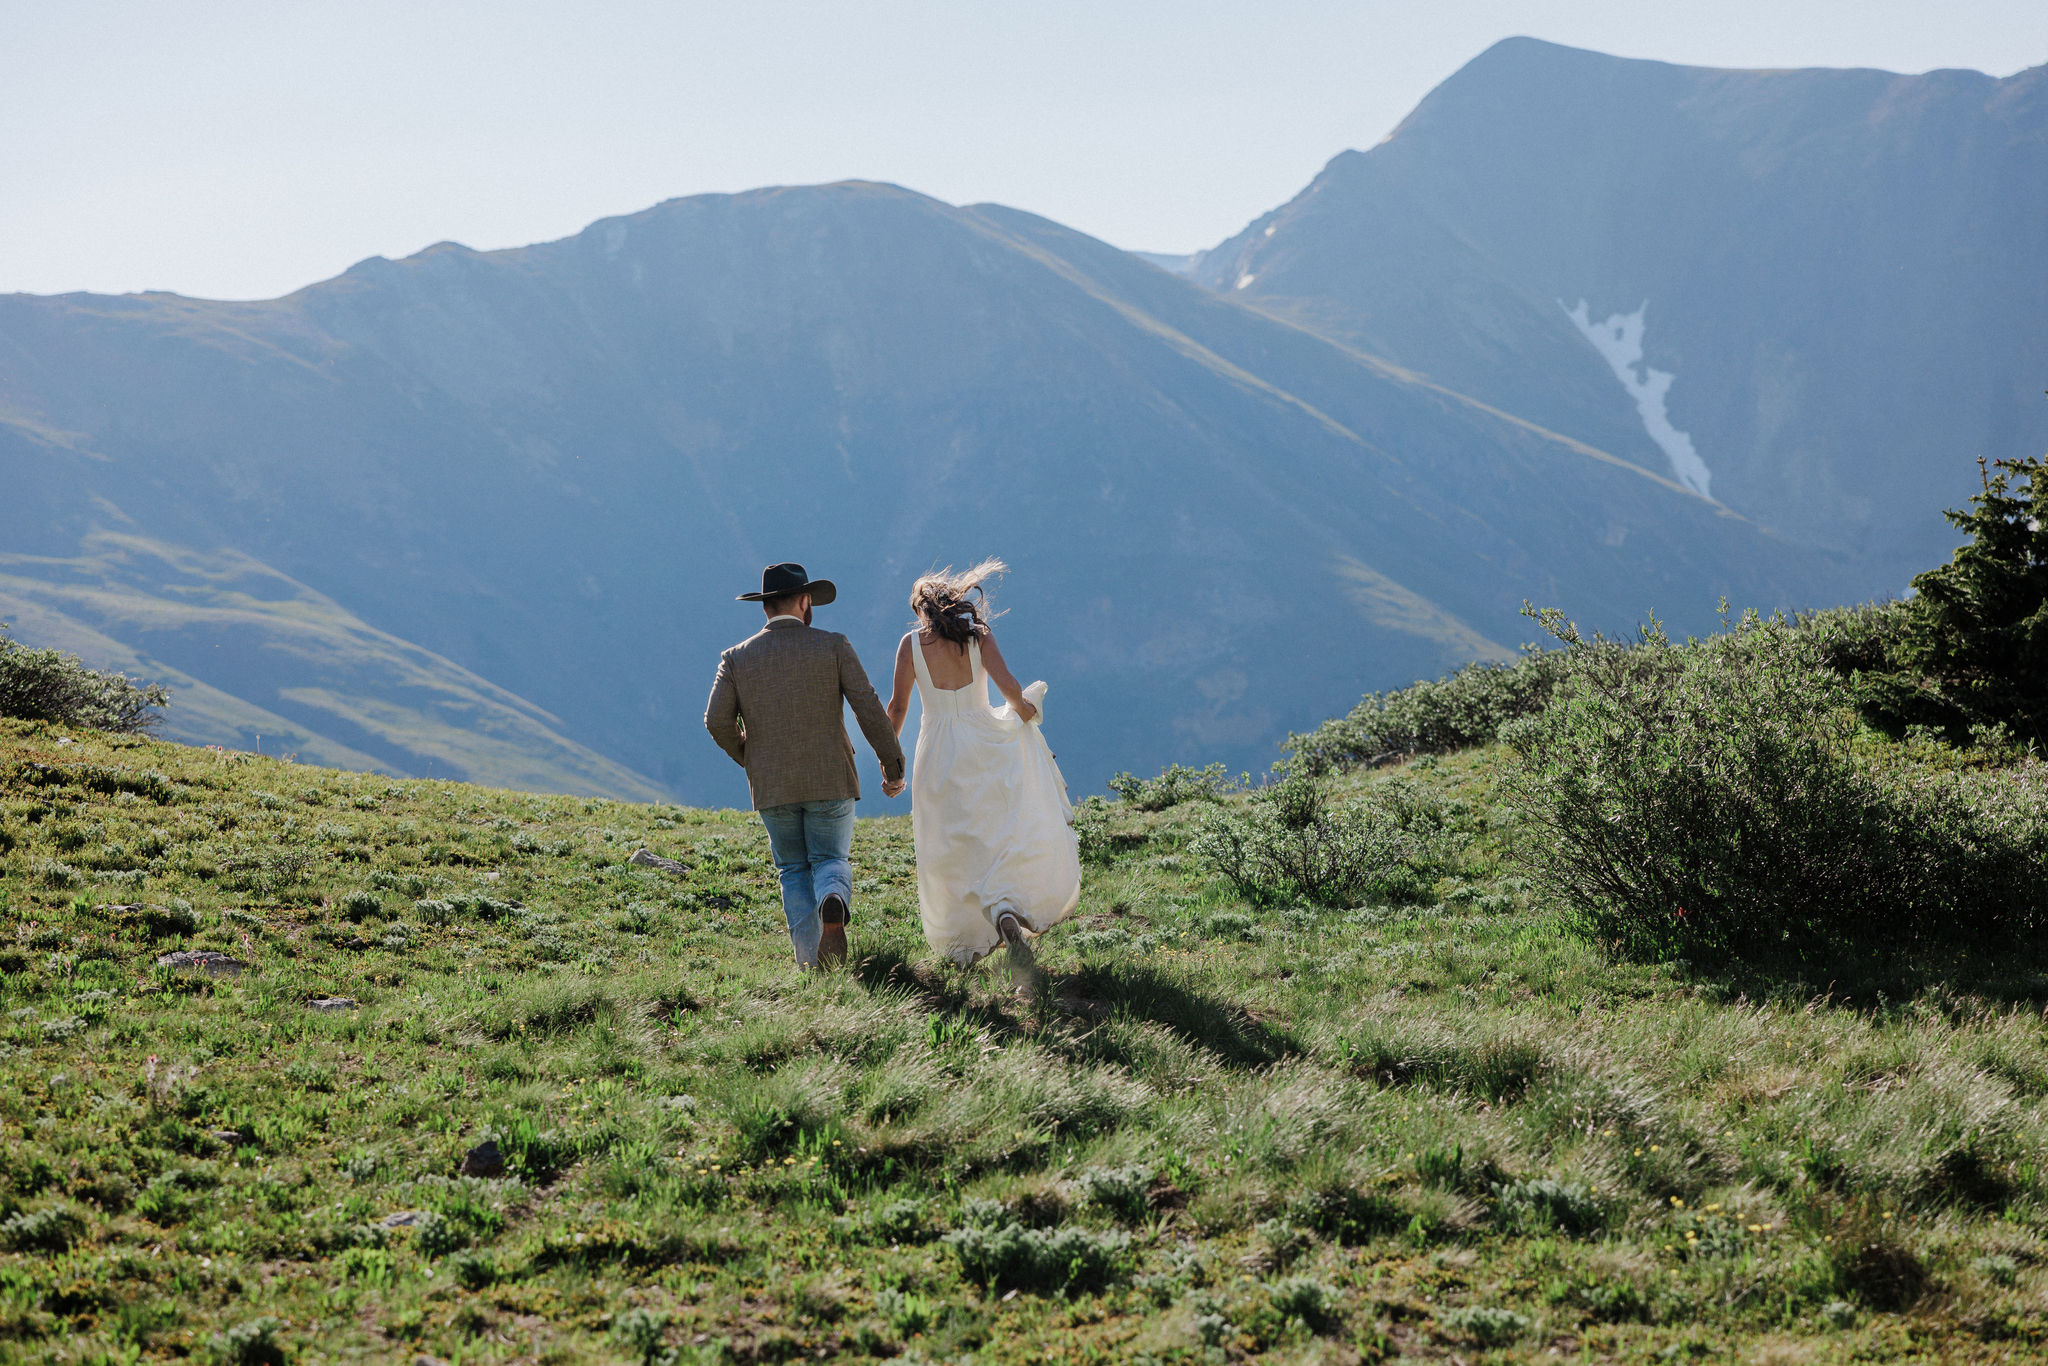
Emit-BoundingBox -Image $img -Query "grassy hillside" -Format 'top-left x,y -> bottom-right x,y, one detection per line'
0,532 -> 670,800
4,713 -> 2048,1365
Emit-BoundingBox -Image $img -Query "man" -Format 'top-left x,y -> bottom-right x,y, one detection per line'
705,563 -> 906,969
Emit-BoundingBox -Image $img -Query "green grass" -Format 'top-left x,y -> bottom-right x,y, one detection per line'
4,718 -> 2048,1364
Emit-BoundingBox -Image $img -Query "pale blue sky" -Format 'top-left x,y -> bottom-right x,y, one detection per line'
6,0 -> 2045,300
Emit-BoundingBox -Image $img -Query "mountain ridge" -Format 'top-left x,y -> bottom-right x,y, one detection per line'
1194,37 -> 2048,588
0,175 -> 1839,800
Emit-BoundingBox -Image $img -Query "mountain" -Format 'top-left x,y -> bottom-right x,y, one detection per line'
0,181 -> 1843,803
1194,38 -> 2048,588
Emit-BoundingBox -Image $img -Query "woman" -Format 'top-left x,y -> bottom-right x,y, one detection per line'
884,560 -> 1080,969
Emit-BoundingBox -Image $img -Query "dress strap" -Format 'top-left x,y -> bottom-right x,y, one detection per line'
968,636 -> 984,679
908,633 -> 935,691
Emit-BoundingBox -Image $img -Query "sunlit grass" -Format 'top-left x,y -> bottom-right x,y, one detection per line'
3,721 -> 2046,1362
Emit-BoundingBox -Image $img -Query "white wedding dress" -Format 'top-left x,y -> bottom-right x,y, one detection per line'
909,636 -> 1081,965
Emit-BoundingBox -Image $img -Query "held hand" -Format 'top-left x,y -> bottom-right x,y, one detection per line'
882,778 -> 907,798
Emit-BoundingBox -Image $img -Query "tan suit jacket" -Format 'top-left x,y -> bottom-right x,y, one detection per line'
704,619 -> 906,810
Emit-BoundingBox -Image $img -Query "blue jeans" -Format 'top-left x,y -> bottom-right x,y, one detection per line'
758,798 -> 855,967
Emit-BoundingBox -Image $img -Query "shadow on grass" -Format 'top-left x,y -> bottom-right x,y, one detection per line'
1674,944 -> 2048,1014
849,949 -> 1296,1067
1063,961 -> 1299,1068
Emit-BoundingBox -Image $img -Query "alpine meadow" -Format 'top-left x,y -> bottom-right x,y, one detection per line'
6,26 -> 2048,1366
2,453 -> 2046,1363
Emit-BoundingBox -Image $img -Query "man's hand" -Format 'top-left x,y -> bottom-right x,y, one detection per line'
882,778 -> 907,798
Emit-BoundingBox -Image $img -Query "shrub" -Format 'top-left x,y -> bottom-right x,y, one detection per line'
1107,763 -> 1237,810
207,1316 -> 286,1366
1438,1305 -> 1531,1346
1,1204 -> 85,1251
1973,1253 -> 2020,1288
1284,1183 -> 1405,1245
35,858 -> 80,888
1286,652 -> 1564,771
1192,767 -> 1445,907
0,624 -> 169,733
1505,609 -> 2048,968
136,900 -> 200,937
874,1285 -> 947,1338
867,1197 -> 931,1245
1076,1164 -> 1154,1223
339,891 -> 383,922
942,1219 -> 1130,1294
1493,1179 -> 1603,1236
1268,1276 -> 1339,1330
409,1209 -> 466,1257
610,1307 -> 670,1366
1072,797 -> 1116,865
1255,1217 -> 1313,1269
445,1251 -> 497,1290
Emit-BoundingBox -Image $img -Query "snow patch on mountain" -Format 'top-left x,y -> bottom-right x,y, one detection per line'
1563,300 -> 1713,499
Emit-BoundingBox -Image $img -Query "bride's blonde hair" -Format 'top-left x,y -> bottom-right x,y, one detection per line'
910,559 -> 1007,648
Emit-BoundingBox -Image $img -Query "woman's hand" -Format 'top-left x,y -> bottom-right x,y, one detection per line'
1015,700 -> 1038,723
882,778 -> 907,798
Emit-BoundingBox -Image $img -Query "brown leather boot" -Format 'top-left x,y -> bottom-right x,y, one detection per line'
818,894 -> 850,969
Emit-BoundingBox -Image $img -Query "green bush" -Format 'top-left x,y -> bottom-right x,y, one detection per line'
1072,797 -> 1117,865
1192,767 -> 1448,907
339,891 -> 383,922
609,1307 -> 670,1366
1492,1178 -> 1603,1236
942,1218 -> 1130,1294
1267,1276 -> 1339,1330
1107,763 -> 1237,810
1076,1164 -> 1154,1223
1,1204 -> 85,1251
867,1197 -> 931,1245
1505,609 -> 2048,968
1438,1305 -> 1531,1347
0,624 -> 168,733
874,1285 -> 947,1337
206,1317 -> 285,1366
1286,653 -> 1563,771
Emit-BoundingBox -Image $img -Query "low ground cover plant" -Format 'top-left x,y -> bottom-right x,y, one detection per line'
1192,763 -> 1452,906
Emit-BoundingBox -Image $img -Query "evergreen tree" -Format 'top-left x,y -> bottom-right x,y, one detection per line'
1899,451 -> 2048,746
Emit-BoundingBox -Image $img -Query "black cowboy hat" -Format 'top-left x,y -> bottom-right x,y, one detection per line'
736,562 -> 837,605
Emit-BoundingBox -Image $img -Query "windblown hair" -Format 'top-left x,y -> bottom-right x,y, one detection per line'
910,559 -> 1007,648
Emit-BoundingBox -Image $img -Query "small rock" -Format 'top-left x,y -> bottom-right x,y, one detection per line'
629,848 -> 689,875
155,950 -> 246,977
459,1139 -> 505,1178
415,1356 -> 452,1366
482,871 -> 501,881
307,997 -> 358,1012
379,1210 -> 427,1228
209,1128 -> 246,1146
54,737 -> 75,746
